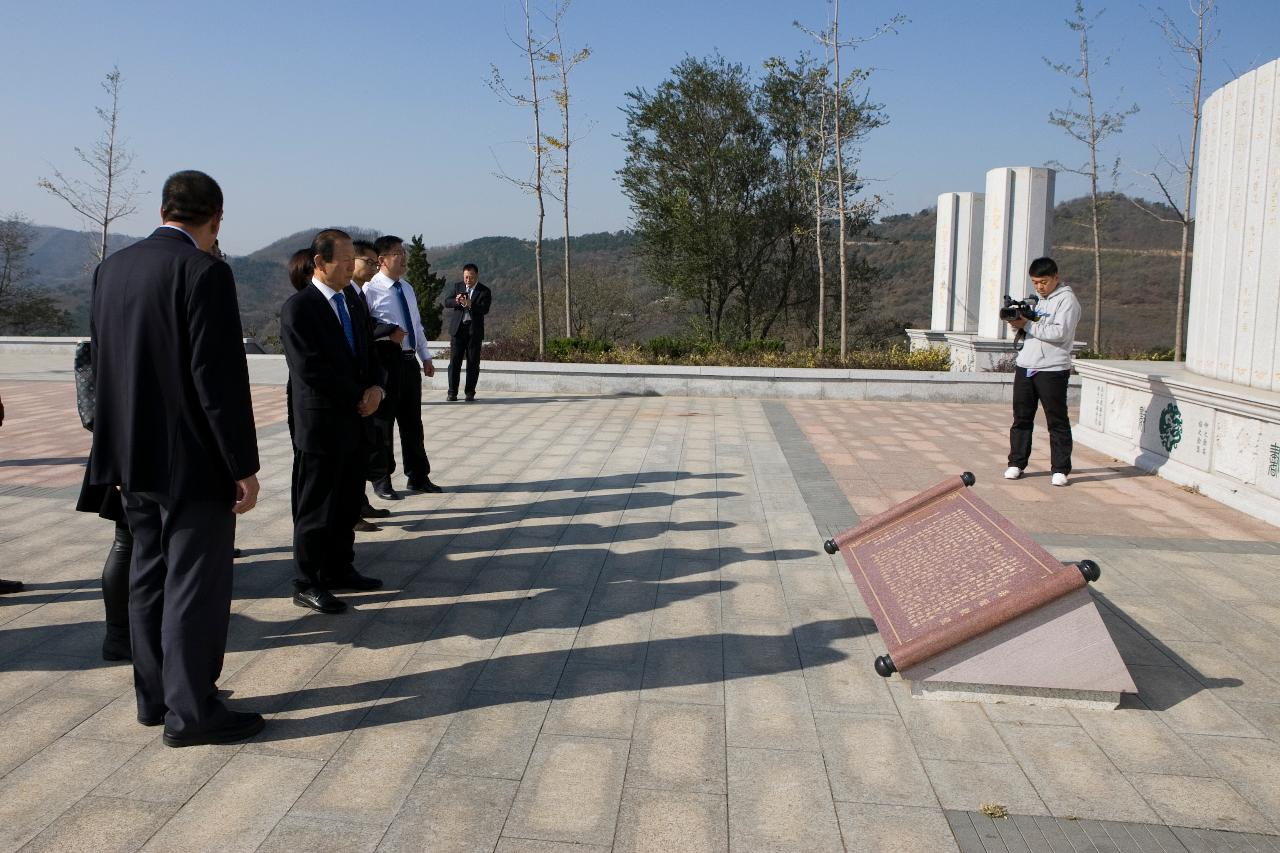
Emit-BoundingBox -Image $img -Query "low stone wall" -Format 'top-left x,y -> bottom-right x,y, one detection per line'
1074,359 -> 1280,526
2,337 -> 1082,404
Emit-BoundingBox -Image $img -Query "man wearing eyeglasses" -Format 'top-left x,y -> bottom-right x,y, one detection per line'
348,240 -> 401,529
364,235 -> 441,498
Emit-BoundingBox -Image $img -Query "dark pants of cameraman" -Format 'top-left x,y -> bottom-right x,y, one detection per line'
1009,367 -> 1072,474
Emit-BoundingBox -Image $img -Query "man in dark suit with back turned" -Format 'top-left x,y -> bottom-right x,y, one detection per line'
445,263 -> 492,402
281,229 -> 386,616
87,170 -> 263,747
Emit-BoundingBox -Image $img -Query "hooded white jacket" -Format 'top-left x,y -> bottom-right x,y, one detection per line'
1015,284 -> 1081,372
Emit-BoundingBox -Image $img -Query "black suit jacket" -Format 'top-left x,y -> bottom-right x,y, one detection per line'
87,228 -> 259,503
282,283 -> 384,455
445,281 -> 492,336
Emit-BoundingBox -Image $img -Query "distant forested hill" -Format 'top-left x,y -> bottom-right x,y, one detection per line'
863,193 -> 1189,352
16,194 -> 1189,353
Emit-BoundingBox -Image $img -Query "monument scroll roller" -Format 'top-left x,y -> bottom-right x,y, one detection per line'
824,474 -> 1100,676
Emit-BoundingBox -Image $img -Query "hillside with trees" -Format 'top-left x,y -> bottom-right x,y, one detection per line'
4,192 -> 1188,355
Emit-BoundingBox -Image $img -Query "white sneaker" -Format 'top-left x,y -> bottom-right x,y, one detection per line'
1051,473 -> 1069,487
1003,467 -> 1023,480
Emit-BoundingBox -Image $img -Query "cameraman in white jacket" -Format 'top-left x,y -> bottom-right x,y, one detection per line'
1003,257 -> 1081,487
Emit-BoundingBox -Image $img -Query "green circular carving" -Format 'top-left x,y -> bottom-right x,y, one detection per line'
1158,402 -> 1183,453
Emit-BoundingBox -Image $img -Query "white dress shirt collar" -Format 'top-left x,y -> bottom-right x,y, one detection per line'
157,225 -> 198,247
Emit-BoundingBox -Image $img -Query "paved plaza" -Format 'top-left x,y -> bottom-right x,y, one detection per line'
1,361 -> 1279,852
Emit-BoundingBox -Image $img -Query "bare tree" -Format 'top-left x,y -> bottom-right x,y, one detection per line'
543,1 -> 591,338
38,66 -> 144,263
491,1 -> 554,354
1131,0 -> 1216,359
1046,1 -> 1139,351
798,1 -> 905,357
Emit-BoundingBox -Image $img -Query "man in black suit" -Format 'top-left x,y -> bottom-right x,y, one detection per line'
281,229 -> 386,615
350,239 -> 402,527
87,170 -> 262,747
445,263 -> 492,402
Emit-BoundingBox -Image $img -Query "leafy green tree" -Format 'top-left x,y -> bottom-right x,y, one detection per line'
405,234 -> 447,340
619,55 -> 778,342
620,53 -> 885,345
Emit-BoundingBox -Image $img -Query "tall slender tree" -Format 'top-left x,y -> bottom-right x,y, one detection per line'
1046,1 -> 1139,351
38,66 -> 144,263
543,2 -> 591,338
1132,0 -> 1215,359
491,1 -> 554,354
797,2 -> 905,357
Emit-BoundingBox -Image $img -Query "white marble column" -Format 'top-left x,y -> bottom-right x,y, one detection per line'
931,192 -> 985,332
1186,57 -> 1280,392
977,167 -> 1056,339
931,193 -> 958,331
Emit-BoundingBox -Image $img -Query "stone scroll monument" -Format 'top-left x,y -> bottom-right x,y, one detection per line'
1073,57 -> 1280,526
824,474 -> 1136,708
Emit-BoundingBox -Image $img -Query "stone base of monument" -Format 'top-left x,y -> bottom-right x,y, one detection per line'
906,329 -> 1088,375
825,474 -> 1137,709
901,587 -> 1135,710
1073,359 -> 1280,527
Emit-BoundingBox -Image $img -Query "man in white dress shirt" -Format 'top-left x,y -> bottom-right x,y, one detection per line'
364,235 -> 441,497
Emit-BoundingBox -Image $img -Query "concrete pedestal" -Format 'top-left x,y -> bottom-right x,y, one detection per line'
1073,359 -> 1280,526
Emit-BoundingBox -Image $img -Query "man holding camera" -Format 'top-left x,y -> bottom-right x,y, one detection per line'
1003,257 -> 1081,487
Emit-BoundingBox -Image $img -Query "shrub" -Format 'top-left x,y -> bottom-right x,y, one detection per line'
547,337 -> 614,359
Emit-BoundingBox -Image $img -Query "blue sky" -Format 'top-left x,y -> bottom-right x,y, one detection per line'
1,0 -> 1276,255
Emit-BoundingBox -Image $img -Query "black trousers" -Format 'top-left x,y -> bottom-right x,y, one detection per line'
448,323 -> 483,396
1009,367 -> 1073,474
367,347 -> 402,484
122,490 -> 236,735
390,355 -> 430,482
293,448 -> 364,589
102,520 -> 132,650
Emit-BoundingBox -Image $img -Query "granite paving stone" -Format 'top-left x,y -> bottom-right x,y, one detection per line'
835,802 -> 960,853
17,795 -> 180,853
503,734 -> 630,846
138,752 -> 322,852
625,701 -> 726,795
612,787 -> 728,853
727,747 -> 844,853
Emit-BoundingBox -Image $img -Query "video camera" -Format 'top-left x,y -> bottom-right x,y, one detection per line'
999,294 -> 1039,322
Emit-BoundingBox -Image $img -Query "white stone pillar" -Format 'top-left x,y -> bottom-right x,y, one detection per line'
953,192 -> 985,332
1186,57 -> 1280,392
931,193 -> 958,331
977,167 -> 1056,339
931,192 -> 985,332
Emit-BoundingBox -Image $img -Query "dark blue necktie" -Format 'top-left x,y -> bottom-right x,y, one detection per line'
392,281 -> 418,350
332,293 -> 355,354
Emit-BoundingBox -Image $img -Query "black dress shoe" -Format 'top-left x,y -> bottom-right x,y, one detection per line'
361,503 -> 391,519
447,393 -> 458,401
354,518 -> 381,532
465,393 -> 476,402
0,578 -> 24,594
163,711 -> 265,748
233,548 -> 242,559
321,570 -> 383,592
292,587 -> 348,614
372,478 -> 402,501
406,478 -> 444,494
